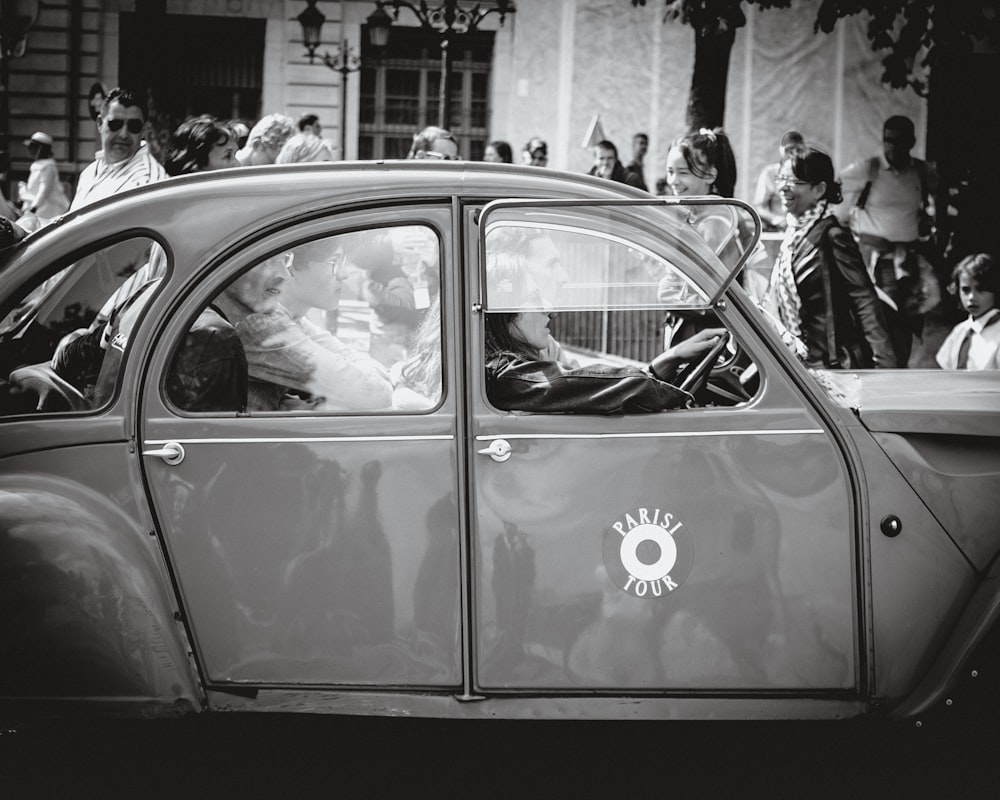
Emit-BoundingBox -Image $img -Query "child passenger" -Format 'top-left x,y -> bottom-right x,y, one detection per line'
936,253 -> 1000,370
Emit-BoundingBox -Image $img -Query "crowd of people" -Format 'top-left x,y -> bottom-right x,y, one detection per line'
479,121 -> 995,373
2,90 -> 995,380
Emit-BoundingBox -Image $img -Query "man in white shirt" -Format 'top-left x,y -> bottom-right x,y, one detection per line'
837,115 -> 939,366
70,88 -> 167,211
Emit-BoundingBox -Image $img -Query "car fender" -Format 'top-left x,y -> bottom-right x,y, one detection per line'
889,562 -> 1000,720
0,470 -> 202,715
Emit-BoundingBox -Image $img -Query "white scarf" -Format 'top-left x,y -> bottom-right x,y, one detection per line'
769,200 -> 830,339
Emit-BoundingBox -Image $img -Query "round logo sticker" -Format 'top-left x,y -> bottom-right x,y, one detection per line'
603,507 -> 694,599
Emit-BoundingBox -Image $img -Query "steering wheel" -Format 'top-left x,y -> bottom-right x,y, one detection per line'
653,331 -> 731,400
8,363 -> 89,412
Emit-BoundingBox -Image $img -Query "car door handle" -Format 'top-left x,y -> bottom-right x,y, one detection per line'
477,438 -> 511,463
142,441 -> 186,466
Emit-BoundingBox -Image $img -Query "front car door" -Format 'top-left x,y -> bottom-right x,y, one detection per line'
469,200 -> 861,698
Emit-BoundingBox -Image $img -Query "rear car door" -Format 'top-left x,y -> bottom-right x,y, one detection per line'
139,207 -> 465,692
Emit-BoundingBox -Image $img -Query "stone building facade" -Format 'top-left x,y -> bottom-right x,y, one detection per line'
0,0 -> 978,208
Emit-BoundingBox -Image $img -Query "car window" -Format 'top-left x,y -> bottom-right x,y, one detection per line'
165,224 -> 442,414
0,236 -> 162,416
482,221 -> 760,412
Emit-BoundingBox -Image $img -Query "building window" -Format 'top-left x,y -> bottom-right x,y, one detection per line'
360,27 -> 493,161
119,12 -> 265,161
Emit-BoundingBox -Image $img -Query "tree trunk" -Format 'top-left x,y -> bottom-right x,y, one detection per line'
685,26 -> 737,131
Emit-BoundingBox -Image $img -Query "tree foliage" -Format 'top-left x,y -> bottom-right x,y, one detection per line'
632,1 -> 999,127
814,2 -> 1000,97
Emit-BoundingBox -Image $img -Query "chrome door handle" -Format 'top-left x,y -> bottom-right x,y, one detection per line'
477,438 -> 511,463
142,441 -> 185,465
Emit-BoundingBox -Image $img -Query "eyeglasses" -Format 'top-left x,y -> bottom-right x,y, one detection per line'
776,175 -> 811,188
106,118 -> 144,134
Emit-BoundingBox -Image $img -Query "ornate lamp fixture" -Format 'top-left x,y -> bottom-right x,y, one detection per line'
298,1 -> 393,159
374,0 -> 514,36
372,1 -> 515,127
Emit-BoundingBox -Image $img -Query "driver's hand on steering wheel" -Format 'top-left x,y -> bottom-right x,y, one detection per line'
664,327 -> 727,363
648,327 -> 727,383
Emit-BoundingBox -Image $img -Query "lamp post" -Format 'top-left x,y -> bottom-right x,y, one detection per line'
371,1 -> 515,129
299,1 -> 393,160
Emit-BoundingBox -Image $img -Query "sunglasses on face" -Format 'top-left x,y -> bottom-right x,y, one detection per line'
106,118 -> 144,134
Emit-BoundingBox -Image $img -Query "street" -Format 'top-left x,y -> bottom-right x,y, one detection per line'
2,708 -> 999,798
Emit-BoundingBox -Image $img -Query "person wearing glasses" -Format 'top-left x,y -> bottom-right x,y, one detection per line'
766,144 -> 895,369
52,116 -> 242,395
407,126 -> 459,160
236,241 -> 392,412
70,87 -> 167,211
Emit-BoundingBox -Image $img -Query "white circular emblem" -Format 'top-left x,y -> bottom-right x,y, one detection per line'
603,507 -> 694,599
619,523 -> 677,582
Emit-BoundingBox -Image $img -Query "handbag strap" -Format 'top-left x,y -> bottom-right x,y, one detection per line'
855,157 -> 880,211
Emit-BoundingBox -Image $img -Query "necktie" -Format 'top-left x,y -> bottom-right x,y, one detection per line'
956,328 -> 974,370
958,314 -> 1000,369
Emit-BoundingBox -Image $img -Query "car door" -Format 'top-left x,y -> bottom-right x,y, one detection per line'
468,200 -> 861,693
139,207 -> 465,691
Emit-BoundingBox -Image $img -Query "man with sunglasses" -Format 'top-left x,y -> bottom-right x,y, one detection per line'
70,87 -> 167,211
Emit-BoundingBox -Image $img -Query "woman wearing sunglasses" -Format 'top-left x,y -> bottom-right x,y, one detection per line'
766,145 -> 896,369
70,87 -> 168,211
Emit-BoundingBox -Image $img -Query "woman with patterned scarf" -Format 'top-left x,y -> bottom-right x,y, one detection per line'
767,145 -> 896,369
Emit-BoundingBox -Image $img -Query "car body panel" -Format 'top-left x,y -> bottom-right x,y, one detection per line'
0,446 -> 201,711
0,162 -> 996,723
822,369 -> 1000,572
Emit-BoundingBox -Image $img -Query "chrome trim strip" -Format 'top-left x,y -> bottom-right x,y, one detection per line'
475,429 -> 823,441
143,435 -> 455,445
145,430 -> 822,447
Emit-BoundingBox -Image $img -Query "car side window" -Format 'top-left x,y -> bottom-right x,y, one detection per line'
165,224 -> 442,414
482,223 -> 759,413
0,237 -> 162,416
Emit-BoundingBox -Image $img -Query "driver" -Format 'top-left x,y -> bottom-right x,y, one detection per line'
484,248 -> 725,414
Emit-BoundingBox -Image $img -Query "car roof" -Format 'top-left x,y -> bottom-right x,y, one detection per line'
0,162 -> 642,270
0,163 -> 752,303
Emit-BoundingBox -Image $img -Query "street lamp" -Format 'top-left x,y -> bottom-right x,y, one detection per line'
298,1 -> 390,159
372,1 -> 515,129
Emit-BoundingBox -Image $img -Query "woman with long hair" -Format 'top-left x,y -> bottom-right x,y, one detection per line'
484,250 -> 724,413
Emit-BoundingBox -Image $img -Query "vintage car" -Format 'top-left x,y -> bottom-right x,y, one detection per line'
0,162 -> 997,725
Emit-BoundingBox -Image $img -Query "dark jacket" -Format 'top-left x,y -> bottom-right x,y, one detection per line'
625,160 -> 648,192
589,160 -> 645,191
486,351 -> 689,414
164,305 -> 248,412
793,216 -> 896,368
